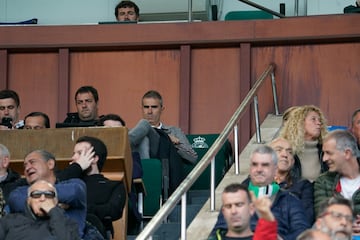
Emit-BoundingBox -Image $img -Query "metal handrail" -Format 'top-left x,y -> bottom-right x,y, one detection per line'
136,63 -> 276,240
237,0 -> 286,18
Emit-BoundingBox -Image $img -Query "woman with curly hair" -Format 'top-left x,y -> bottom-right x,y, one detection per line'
280,105 -> 328,182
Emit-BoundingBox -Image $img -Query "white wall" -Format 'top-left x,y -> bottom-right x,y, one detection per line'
0,0 -> 355,25
0,0 -> 206,25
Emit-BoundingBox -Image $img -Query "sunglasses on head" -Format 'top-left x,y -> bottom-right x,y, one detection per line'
29,190 -> 56,199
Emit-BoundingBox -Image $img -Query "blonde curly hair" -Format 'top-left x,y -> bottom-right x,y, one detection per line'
279,105 -> 327,154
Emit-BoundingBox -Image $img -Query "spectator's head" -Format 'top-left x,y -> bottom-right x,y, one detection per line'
74,86 -> 99,121
221,183 -> 254,237
269,137 -> 294,177
74,136 -> 107,173
24,150 -> 56,184
141,90 -> 164,127
296,229 -> 331,240
24,112 -> 50,129
249,145 -> 278,186
98,114 -> 126,127
0,89 -> 21,125
27,180 -> 58,217
0,144 -> 10,175
322,130 -> 360,174
280,105 -> 327,154
351,108 -> 360,145
115,0 -> 139,22
315,197 -> 353,240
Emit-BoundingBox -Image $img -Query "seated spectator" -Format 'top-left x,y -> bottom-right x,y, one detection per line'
62,86 -> 102,126
314,197 -> 353,240
24,111 -> 50,129
115,0 -> 140,22
129,90 -> 198,194
211,145 -> 310,240
314,130 -> 360,236
208,183 -> 277,240
71,136 -> 126,239
98,114 -> 126,127
351,108 -> 360,149
0,89 -> 24,129
7,150 -> 102,239
280,105 -> 328,182
0,144 -> 20,203
0,180 -> 80,240
270,137 -> 314,223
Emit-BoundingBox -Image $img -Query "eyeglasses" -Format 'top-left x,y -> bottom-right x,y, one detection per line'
29,190 -> 56,199
321,211 -> 353,223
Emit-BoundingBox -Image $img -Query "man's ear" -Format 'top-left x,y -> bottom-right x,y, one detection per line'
92,155 -> 99,165
2,156 -> 9,168
47,159 -> 56,170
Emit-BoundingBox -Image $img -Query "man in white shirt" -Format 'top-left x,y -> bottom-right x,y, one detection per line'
314,130 -> 360,236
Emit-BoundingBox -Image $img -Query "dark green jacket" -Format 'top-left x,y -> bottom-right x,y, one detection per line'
314,171 -> 360,217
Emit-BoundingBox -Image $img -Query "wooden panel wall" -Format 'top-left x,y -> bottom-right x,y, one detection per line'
0,14 -> 359,150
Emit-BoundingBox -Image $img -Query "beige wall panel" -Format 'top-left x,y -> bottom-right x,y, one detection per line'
7,53 -> 58,127
190,48 -> 241,134
69,50 -> 180,128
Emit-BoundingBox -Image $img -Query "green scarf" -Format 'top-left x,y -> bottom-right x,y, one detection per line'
248,181 -> 280,198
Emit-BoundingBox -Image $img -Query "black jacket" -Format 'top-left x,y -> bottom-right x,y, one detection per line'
0,205 -> 80,240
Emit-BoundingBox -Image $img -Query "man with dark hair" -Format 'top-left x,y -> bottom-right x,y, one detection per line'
351,108 -> 360,149
115,0 -> 139,22
0,89 -> 24,129
314,130 -> 360,236
209,183 -> 277,240
63,86 -> 100,125
72,136 -> 126,239
98,114 -> 126,127
314,197 -> 353,240
24,111 -> 50,129
0,180 -> 80,240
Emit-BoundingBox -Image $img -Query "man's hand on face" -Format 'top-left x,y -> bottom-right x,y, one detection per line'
71,146 -> 95,170
32,198 -> 57,216
39,199 -> 57,214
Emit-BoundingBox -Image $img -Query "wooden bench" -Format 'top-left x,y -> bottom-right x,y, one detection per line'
0,127 -> 132,240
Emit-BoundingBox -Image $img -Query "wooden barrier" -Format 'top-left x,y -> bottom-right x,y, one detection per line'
0,127 -> 132,240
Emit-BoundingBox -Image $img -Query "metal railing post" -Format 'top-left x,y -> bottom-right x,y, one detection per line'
188,0 -> 192,22
254,96 -> 262,143
234,124 -> 239,175
210,157 -> 216,211
271,71 -> 280,116
181,193 -> 187,240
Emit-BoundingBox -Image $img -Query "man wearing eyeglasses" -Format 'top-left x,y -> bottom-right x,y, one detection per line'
115,1 -> 139,22
314,130 -> 360,238
0,180 -> 80,240
314,197 -> 353,240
